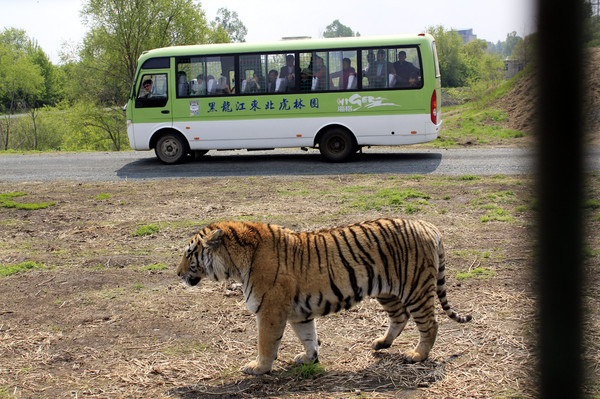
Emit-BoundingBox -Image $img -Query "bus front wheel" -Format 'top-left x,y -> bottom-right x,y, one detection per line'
155,133 -> 187,164
319,128 -> 355,162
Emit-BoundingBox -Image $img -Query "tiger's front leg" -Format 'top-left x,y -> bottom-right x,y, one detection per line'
290,319 -> 319,365
242,311 -> 288,375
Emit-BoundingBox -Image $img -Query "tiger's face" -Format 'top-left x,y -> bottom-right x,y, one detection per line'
177,229 -> 225,286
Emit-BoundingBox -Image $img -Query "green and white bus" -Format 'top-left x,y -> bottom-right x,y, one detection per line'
125,34 -> 441,163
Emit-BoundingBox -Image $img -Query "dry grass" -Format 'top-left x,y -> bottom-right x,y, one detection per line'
0,173 -> 598,398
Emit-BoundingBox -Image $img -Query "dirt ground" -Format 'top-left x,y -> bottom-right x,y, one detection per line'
0,173 -> 598,398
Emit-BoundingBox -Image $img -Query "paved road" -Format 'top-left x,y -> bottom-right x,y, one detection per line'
0,147 -> 597,181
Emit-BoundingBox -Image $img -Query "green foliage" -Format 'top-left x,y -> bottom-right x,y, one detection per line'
0,261 -> 46,277
0,192 -> 55,210
132,224 -> 160,236
76,0 -> 230,106
323,20 -> 360,38
213,7 -> 247,42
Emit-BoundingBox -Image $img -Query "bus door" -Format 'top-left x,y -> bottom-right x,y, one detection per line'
131,71 -> 172,126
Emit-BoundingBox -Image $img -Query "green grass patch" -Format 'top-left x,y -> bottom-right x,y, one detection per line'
438,103 -> 527,146
480,207 -> 514,223
584,199 -> 600,210
132,224 -> 160,236
456,267 -> 496,280
0,261 -> 46,277
351,188 -> 431,213
286,361 -> 326,379
93,193 -> 112,200
138,263 -> 169,271
0,192 -> 55,210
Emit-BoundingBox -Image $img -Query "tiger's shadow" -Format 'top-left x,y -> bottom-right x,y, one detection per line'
170,351 -> 462,398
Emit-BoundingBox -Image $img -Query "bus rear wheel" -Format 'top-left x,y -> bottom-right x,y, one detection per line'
155,133 -> 187,164
319,128 -> 355,162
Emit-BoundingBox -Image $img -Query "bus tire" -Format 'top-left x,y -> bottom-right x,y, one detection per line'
319,128 -> 355,162
155,133 -> 188,164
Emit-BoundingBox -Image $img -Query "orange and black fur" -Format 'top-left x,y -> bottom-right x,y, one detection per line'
177,218 -> 472,375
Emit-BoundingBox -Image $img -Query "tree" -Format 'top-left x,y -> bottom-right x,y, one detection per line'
427,26 -> 465,87
503,31 -> 523,57
213,7 -> 247,42
78,0 -> 226,105
323,20 -> 360,38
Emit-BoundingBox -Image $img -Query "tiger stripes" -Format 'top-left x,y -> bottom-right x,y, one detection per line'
177,218 -> 472,375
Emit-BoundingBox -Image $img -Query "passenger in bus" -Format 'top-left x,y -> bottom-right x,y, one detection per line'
393,50 -> 420,87
190,75 -> 206,95
280,54 -> 296,91
249,72 -> 265,93
408,71 -> 421,87
329,58 -> 356,90
312,55 -> 327,90
139,79 -> 153,98
267,70 -> 279,92
177,71 -> 189,96
364,49 -> 395,88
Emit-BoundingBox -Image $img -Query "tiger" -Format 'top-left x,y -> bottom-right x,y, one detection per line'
176,218 -> 472,375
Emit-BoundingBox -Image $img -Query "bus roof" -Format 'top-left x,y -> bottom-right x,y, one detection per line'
137,34 -> 435,64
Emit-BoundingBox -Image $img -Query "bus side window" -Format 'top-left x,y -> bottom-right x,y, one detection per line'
299,51 -> 328,92
392,47 -> 423,88
135,74 -> 168,108
328,50 -> 357,91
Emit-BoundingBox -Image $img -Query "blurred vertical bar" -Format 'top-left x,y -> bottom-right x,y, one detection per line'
537,0 -> 585,397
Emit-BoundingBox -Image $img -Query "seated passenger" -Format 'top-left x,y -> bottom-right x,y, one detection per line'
329,58 -> 356,90
190,75 -> 206,95
364,49 -> 395,88
393,50 -> 420,87
249,72 -> 265,93
267,69 -> 279,93
280,54 -> 296,91
177,71 -> 189,96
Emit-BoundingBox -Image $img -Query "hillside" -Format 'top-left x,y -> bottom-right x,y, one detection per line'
497,47 -> 600,143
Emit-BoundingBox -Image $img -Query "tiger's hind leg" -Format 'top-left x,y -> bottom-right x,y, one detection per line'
290,319 -> 319,365
372,295 -> 410,350
404,293 -> 438,362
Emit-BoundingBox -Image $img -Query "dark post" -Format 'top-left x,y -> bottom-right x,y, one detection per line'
536,0 -> 585,397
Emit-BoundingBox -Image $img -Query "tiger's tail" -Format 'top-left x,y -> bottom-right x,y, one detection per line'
435,236 -> 473,323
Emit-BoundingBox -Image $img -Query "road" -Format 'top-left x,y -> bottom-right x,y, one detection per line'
0,147 -> 598,181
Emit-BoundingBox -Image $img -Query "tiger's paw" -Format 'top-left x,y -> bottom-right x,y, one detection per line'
294,352 -> 319,365
242,360 -> 271,375
371,338 -> 392,351
403,350 -> 427,363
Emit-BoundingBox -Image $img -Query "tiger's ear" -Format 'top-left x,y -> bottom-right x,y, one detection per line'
201,229 -> 225,249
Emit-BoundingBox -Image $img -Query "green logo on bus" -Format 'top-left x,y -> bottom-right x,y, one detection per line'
337,93 -> 401,113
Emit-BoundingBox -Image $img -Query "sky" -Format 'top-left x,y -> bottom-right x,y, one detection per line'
0,0 -> 537,64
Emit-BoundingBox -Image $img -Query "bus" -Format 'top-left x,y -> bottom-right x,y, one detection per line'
125,34 -> 441,163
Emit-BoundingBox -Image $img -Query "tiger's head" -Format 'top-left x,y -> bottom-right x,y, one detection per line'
177,228 -> 225,286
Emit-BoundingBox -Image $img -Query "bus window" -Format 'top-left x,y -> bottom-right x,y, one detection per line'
240,54 -> 266,94
279,54 -> 296,92
392,47 -> 423,88
328,50 -> 357,90
177,57 -> 206,97
135,74 -> 168,108
206,56 -> 234,95
362,48 -> 393,89
299,51 -> 329,92
362,47 -> 422,89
